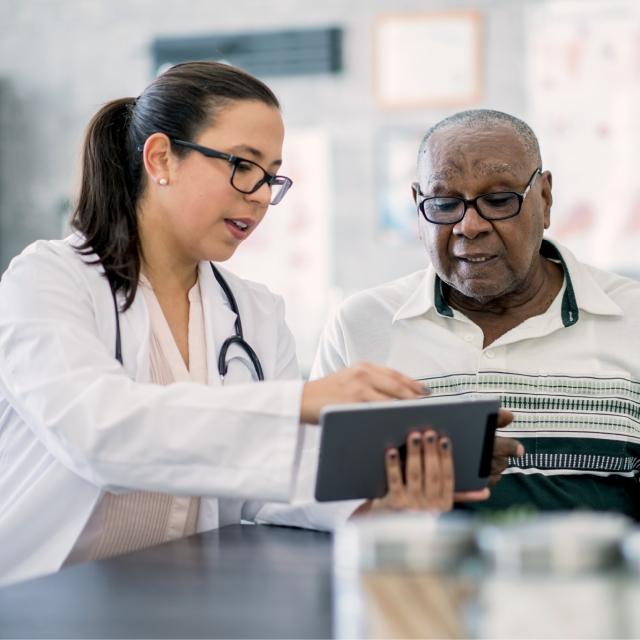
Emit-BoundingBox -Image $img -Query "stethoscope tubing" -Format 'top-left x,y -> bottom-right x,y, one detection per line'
108,263 -> 264,381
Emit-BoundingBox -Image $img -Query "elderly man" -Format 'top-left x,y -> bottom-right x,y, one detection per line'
309,109 -> 640,519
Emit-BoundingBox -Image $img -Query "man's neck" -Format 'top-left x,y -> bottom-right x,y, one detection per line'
446,257 -> 564,347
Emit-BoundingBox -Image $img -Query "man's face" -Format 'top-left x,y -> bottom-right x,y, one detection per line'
416,125 -> 552,304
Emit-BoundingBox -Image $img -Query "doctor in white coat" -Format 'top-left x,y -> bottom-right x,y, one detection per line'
0,62 -> 430,586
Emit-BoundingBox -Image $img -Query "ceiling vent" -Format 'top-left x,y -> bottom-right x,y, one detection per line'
152,27 -> 343,77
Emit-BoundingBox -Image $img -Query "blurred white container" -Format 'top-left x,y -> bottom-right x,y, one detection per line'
334,511 -> 476,573
622,529 -> 640,573
476,512 -> 632,574
333,513 -> 476,639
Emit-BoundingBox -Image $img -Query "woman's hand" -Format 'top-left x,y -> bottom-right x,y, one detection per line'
351,429 -> 490,518
300,362 -> 425,424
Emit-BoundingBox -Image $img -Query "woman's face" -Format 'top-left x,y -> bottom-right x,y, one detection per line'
148,100 -> 285,263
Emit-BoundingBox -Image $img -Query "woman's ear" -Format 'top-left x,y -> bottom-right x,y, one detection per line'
142,133 -> 173,186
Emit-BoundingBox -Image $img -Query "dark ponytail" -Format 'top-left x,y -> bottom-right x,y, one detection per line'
70,62 -> 279,310
71,98 -> 141,308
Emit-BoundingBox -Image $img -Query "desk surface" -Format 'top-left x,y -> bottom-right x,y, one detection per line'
5,523 -> 640,639
0,525 -> 333,639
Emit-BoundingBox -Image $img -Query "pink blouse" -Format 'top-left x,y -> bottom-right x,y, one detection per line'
64,275 -> 206,565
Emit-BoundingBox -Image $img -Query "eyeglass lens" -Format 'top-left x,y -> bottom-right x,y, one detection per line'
423,193 -> 521,223
231,160 -> 289,205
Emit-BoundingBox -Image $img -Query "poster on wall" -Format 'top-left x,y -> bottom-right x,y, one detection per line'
526,0 -> 640,277
225,128 -> 330,374
376,128 -> 424,243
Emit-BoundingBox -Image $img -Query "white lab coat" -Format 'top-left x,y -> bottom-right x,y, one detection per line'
0,235 -> 305,586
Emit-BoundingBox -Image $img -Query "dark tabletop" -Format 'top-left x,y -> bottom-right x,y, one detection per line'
0,524 -> 334,639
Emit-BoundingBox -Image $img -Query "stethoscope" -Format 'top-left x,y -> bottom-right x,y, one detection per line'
109,263 -> 264,382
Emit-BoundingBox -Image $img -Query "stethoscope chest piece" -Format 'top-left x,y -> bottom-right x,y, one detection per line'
109,263 -> 264,382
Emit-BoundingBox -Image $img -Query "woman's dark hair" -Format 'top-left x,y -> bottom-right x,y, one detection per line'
70,61 -> 280,310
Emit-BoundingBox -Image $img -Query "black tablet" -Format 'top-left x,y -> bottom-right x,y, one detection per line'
314,395 -> 500,502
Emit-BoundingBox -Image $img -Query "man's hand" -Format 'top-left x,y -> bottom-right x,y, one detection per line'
489,409 -> 524,487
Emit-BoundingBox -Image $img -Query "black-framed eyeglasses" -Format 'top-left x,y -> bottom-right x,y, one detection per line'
413,167 -> 542,225
171,138 -> 293,205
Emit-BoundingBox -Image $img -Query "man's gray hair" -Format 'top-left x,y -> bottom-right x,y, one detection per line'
418,109 -> 542,166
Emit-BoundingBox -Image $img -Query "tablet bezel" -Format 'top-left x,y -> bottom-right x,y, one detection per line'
314,395 -> 500,502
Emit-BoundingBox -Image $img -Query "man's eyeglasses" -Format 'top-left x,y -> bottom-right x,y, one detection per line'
413,168 -> 542,225
171,138 -> 293,205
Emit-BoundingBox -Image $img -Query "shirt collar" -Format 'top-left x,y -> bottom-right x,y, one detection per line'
392,265 -> 440,323
393,238 -> 622,325
545,239 -> 622,320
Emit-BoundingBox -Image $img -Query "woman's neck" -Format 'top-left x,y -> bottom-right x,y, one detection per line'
142,256 -> 198,298
138,215 -> 198,297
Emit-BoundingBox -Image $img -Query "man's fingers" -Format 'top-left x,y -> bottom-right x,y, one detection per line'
494,434 -> 525,458
454,488 -> 490,502
496,409 -> 514,429
487,435 -> 524,486
490,456 -> 509,475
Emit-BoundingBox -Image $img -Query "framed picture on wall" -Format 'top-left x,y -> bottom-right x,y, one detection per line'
373,11 -> 484,109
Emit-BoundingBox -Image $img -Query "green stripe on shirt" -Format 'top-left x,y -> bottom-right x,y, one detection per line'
419,372 -> 640,518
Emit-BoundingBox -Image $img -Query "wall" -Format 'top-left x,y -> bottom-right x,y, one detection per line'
0,0 -> 525,282
1,0 -> 637,371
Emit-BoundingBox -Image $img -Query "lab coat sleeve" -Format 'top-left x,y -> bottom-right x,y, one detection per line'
254,307 -> 364,531
0,244 -> 304,501
240,294 -> 303,520
252,431 -> 363,531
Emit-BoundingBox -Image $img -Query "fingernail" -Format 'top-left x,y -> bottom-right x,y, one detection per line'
517,444 -> 525,457
411,434 -> 421,447
387,449 -> 398,459
440,439 -> 449,450
426,434 -> 435,444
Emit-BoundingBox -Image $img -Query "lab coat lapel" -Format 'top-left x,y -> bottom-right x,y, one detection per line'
116,285 -> 151,383
199,263 -> 258,386
199,262 -> 239,387
89,262 -> 150,383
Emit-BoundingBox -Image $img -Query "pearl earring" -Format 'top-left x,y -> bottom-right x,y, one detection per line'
158,178 -> 168,186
